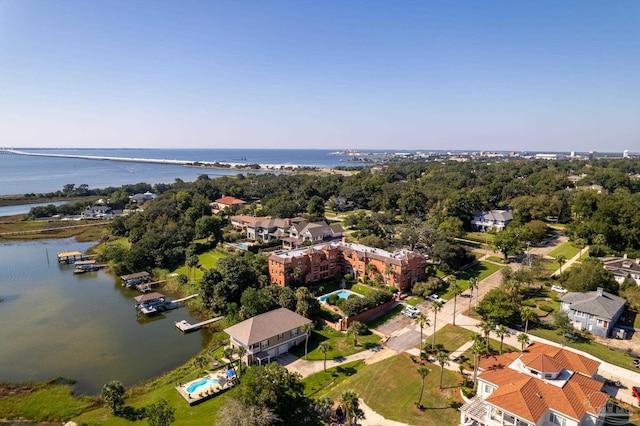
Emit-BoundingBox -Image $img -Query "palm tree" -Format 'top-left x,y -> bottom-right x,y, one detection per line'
449,279 -> 463,326
340,390 -> 365,425
416,366 -> 430,407
194,355 -> 208,375
436,350 -> 450,389
301,322 -> 314,360
556,254 -> 567,274
593,233 -> 606,257
223,347 -> 237,377
517,333 -> 531,352
365,263 -> 378,281
235,346 -> 246,377
186,254 -> 199,283
430,301 -> 442,349
479,320 -> 494,353
470,334 -> 485,389
468,277 -> 479,313
495,325 -> 508,355
292,267 -> 302,286
575,237 -> 588,258
318,342 -> 332,372
505,279 -> 521,305
347,321 -> 366,346
385,265 -> 394,285
414,312 -> 430,358
521,307 -> 536,334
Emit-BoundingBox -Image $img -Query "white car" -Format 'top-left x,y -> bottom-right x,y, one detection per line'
428,294 -> 445,304
404,305 -> 420,315
402,309 -> 417,318
551,285 -> 568,294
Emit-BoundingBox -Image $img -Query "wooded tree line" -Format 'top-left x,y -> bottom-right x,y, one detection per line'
97,158 -> 639,273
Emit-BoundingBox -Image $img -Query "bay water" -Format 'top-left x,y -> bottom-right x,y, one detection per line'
0,238 -> 208,394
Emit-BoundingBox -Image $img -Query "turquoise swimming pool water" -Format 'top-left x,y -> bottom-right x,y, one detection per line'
186,377 -> 220,394
319,289 -> 361,302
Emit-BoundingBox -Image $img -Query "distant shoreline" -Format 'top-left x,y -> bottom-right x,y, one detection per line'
3,149 -> 307,172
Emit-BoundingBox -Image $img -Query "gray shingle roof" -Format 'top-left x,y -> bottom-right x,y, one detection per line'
561,290 -> 625,320
224,308 -> 312,346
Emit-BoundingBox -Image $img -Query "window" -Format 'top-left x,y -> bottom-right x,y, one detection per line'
550,412 -> 566,426
261,340 -> 269,349
278,333 -> 284,340
291,328 -> 298,337
597,319 -> 604,326
575,311 -> 584,318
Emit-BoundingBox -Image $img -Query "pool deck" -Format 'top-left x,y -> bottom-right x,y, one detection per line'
175,370 -> 237,406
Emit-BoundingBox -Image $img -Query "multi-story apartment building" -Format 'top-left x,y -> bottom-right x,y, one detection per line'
268,241 -> 426,291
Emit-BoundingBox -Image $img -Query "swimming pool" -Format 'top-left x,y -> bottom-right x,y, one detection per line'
186,376 -> 220,394
319,289 -> 362,303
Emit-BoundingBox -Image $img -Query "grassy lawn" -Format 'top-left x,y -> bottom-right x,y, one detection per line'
351,283 -> 377,296
302,360 -> 365,397
548,241 -> 581,261
459,339 -> 519,366
405,296 -> 424,306
366,304 -> 404,329
172,249 -> 229,281
428,324 -> 477,353
465,232 -> 496,244
323,353 -> 462,426
529,327 -> 637,371
0,381 -> 96,423
440,261 -> 503,300
290,328 -> 381,361
487,255 -> 505,264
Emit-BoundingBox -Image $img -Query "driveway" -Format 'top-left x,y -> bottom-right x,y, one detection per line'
386,329 -> 421,352
375,313 -> 413,337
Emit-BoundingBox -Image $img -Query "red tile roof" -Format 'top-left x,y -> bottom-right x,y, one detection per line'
216,196 -> 246,205
477,343 -> 607,423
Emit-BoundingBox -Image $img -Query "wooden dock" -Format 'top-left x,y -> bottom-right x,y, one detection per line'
171,294 -> 198,303
175,316 -> 224,333
136,280 -> 166,293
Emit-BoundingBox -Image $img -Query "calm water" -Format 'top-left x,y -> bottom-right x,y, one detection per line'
0,201 -> 70,217
0,239 -> 208,394
0,148 -> 368,196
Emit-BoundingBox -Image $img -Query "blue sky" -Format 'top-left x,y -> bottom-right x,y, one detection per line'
0,1 -> 638,151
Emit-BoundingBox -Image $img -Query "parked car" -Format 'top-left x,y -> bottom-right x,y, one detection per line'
404,305 -> 420,315
401,309 -> 417,318
428,294 -> 445,304
551,285 -> 568,294
632,386 -> 640,402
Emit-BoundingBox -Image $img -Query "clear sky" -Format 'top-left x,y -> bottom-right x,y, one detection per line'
0,1 -> 638,152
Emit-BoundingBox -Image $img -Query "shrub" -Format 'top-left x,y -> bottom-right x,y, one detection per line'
327,294 -> 340,305
341,290 -> 392,317
319,308 -> 342,322
539,304 -> 554,313
522,300 -> 536,307
551,295 -> 561,302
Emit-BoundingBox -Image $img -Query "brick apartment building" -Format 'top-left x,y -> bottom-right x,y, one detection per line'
268,241 -> 427,291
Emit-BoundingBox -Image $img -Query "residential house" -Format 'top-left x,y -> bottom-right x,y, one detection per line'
269,241 -> 426,291
129,191 -> 156,203
602,256 -> 640,285
247,217 -> 300,242
230,215 -> 267,230
329,196 -> 356,212
460,342 -> 609,426
81,205 -> 114,219
210,196 -> 247,213
282,221 -> 344,249
224,307 -> 311,365
560,288 -> 625,338
471,210 -> 513,232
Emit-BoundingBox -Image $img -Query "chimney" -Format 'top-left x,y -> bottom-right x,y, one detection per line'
597,287 -> 603,297
636,258 -> 639,264
624,253 -> 628,259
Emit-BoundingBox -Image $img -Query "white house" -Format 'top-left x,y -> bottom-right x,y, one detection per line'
471,210 -> 513,232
